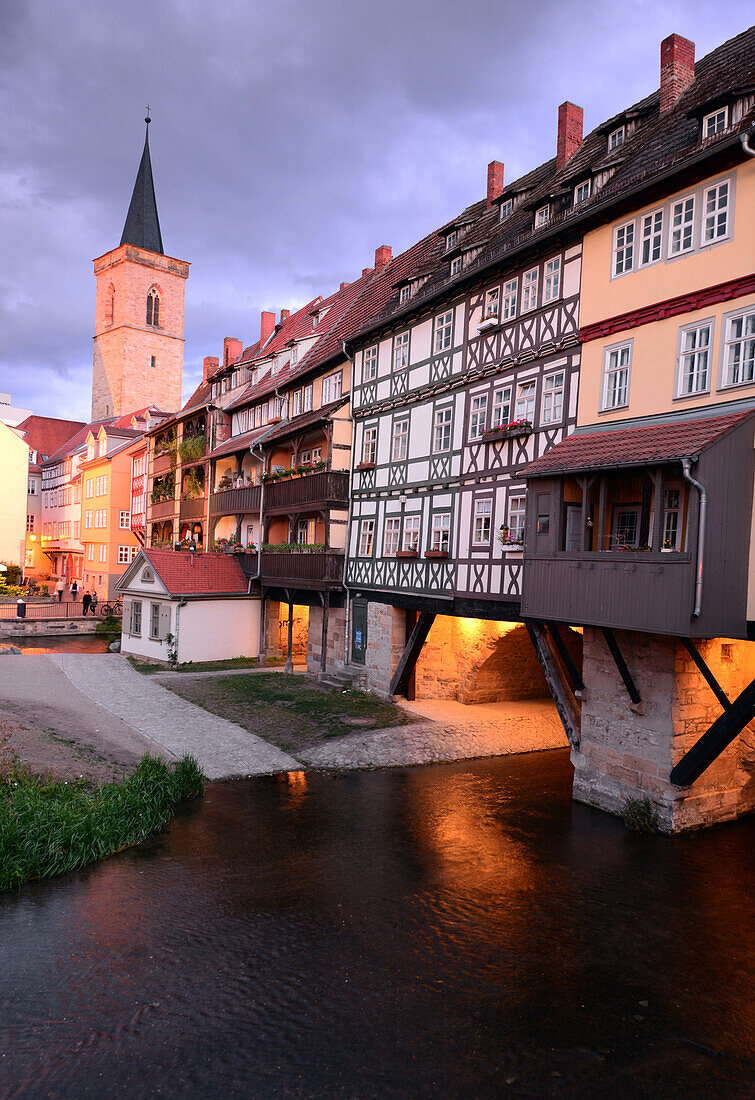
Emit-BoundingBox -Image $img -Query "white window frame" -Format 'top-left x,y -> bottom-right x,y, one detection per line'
639,209 -> 664,267
434,309 -> 454,353
432,406 -> 452,453
150,602 -> 161,640
362,425 -> 377,465
535,205 -> 550,227
363,344 -> 378,382
84,511 -> 92,529
118,545 -> 131,565
358,519 -> 375,557
669,195 -> 695,256
119,510 -> 130,529
292,390 -> 302,416
473,499 -> 492,545
720,307 -> 755,389
28,479 -> 37,495
543,257 -> 561,304
515,381 -> 536,422
508,495 -> 526,540
608,126 -> 625,151
431,512 -> 450,552
450,256 -> 463,276
521,268 -> 538,313
676,320 -> 713,397
322,371 -> 342,404
445,230 -> 457,250
701,180 -> 729,246
383,517 -> 400,557
393,331 -> 409,372
86,543 -> 94,561
492,385 -> 512,429
99,544 -> 107,563
391,418 -> 409,462
703,106 -> 728,139
86,479 -> 94,498
469,394 -> 488,440
499,198 -> 513,220
399,285 -> 411,304
302,384 -> 313,412
541,371 -> 565,424
484,287 -> 500,319
402,515 -> 420,552
502,278 -> 518,321
663,488 -> 682,550
613,221 -> 635,276
132,600 -> 142,637
574,180 -> 591,206
601,341 -> 632,411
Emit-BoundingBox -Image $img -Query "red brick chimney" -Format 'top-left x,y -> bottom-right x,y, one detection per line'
487,161 -> 504,208
260,311 -> 276,347
557,102 -> 583,170
202,356 -> 219,383
223,337 -> 243,367
280,309 -> 290,322
362,267 -> 372,277
660,34 -> 695,114
374,245 -> 392,271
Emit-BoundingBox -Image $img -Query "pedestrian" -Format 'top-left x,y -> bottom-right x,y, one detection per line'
71,579 -> 78,602
82,590 -> 91,616
90,590 -> 98,616
55,577 -> 65,603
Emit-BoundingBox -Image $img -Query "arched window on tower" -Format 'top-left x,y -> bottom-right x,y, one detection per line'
146,289 -> 160,327
105,285 -> 115,326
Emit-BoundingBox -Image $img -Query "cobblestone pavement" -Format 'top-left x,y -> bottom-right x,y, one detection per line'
49,654 -> 301,780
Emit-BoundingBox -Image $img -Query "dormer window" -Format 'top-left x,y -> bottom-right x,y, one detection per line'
574,179 -> 591,206
535,205 -> 550,228
703,106 -> 728,138
499,198 -> 513,221
400,285 -> 411,304
450,256 -> 463,276
445,230 -> 457,250
608,126 -> 625,151
291,345 -> 298,366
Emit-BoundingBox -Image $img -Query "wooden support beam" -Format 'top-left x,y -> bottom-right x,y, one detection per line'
390,611 -> 435,697
601,627 -> 641,704
670,674 -> 755,786
546,622 -> 585,692
526,621 -> 580,749
682,639 -> 731,713
320,591 -> 329,674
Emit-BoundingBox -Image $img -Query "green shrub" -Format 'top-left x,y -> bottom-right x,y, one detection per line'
621,796 -> 659,833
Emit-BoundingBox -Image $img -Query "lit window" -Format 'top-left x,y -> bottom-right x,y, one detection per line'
400,285 -> 411,304
522,268 -> 539,312
543,257 -> 561,303
402,515 -> 421,552
515,381 -> 536,421
574,180 -> 591,205
450,256 -> 463,276
391,418 -> 409,462
445,230 -> 457,249
492,386 -> 511,429
469,394 -> 488,440
363,345 -> 378,382
434,309 -> 453,353
146,290 -> 160,327
702,181 -> 729,244
384,517 -> 400,557
119,510 -> 131,528
432,406 -> 452,453
358,519 -> 375,556
677,322 -> 712,396
362,426 -> 377,465
608,126 -> 625,151
640,210 -> 664,266
602,343 -> 632,409
393,331 -> 409,371
542,372 -> 564,423
508,496 -> 526,539
723,309 -> 755,387
499,198 -> 513,220
431,513 -> 450,552
703,107 -> 728,138
484,288 -> 499,319
473,499 -> 492,544
613,221 -> 635,275
502,278 -> 518,321
535,206 -> 550,227
669,196 -> 695,255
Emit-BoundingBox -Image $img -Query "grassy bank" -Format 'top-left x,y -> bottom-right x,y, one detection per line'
0,754 -> 204,892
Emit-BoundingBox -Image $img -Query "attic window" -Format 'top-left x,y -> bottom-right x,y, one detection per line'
450,256 -> 463,276
535,205 -> 550,228
445,230 -> 457,250
574,179 -> 591,206
291,345 -> 298,365
141,567 -> 155,583
400,285 -> 411,303
499,198 -> 513,221
608,126 -> 625,151
703,106 -> 728,138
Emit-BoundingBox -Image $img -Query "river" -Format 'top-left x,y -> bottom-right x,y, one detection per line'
1,749 -> 753,1097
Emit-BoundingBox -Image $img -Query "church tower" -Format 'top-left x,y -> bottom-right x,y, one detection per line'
91,116 -> 189,419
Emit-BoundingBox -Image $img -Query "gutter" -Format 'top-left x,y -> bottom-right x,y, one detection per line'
681,458 -> 707,618
741,124 -> 755,157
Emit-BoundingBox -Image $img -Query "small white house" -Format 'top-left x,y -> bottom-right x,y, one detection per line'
116,548 -> 260,664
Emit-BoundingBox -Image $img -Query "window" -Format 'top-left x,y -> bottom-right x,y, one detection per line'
508,496 -> 526,539
74,521 -> 80,540
499,198 -> 513,220
492,386 -> 512,429
542,372 -> 564,423
391,419 -> 409,461
119,510 -> 131,529
25,550 -> 34,567
384,517 -> 401,557
400,285 -> 411,304
363,345 -> 378,382
86,479 -> 94,498
543,257 -> 561,303
150,356 -> 157,370
703,107 -> 728,138
117,545 -> 132,564
677,322 -> 712,396
602,343 -> 632,410
303,385 -> 313,412
150,603 -> 161,640
28,479 -> 37,495
95,510 -> 106,528
502,278 -> 518,321
663,489 -> 681,549
613,222 -> 634,275
96,475 -> 108,496
469,394 -> 488,440
445,230 -> 457,249
574,180 -> 591,205
516,381 -> 536,421
362,426 -> 377,465
311,446 -> 322,463
608,125 -> 625,151
473,500 -> 492,545
723,309 -> 755,387
87,544 -> 94,561
131,601 -> 142,636
434,309 -> 453,353
484,287 -> 500,319
322,371 -> 342,404
612,506 -> 640,548
26,514 -> 34,532
296,519 -> 314,545
450,256 -> 463,276
433,406 -> 452,453
85,510 -> 92,529
522,268 -> 538,312
146,291 -> 160,326
393,331 -> 409,371
99,544 -> 107,563
431,513 -> 450,552
640,209 -> 663,266
702,181 -> 729,244
402,515 -> 420,552
670,196 -> 695,255
358,519 -> 375,556
535,205 -> 550,227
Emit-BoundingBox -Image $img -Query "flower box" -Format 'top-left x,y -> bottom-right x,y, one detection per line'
482,420 -> 534,442
396,549 -> 418,559
424,550 -> 448,559
477,314 -> 499,333
356,461 -> 375,471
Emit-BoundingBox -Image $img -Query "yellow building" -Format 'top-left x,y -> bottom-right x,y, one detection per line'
79,426 -> 142,598
0,419 -> 29,569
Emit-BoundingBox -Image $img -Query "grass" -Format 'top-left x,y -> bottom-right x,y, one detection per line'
127,655 -> 265,674
95,616 -> 121,634
165,672 -> 409,750
621,796 -> 660,833
0,754 -> 204,892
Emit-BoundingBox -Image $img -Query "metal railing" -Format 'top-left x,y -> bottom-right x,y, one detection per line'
0,601 -> 99,620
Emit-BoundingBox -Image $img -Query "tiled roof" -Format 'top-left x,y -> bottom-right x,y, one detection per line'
139,549 -> 250,596
259,398 -> 349,444
523,410 -> 754,477
207,425 -> 273,460
16,415 -> 85,471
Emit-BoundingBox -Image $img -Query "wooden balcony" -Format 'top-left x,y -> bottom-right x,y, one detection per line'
179,497 -> 206,521
152,450 -> 176,476
210,485 -> 261,516
264,471 -> 349,514
236,549 -> 345,590
150,498 -> 176,520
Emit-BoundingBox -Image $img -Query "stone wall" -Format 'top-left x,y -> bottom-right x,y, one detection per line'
306,603 -> 347,675
263,599 -> 309,659
575,628 -> 755,832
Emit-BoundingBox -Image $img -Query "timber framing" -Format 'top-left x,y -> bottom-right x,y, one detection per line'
601,628 -> 641,705
670,674 -> 755,787
390,611 -> 436,697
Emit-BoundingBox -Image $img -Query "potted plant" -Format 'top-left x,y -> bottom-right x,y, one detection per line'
477,308 -> 499,333
396,547 -> 419,559
425,548 -> 449,559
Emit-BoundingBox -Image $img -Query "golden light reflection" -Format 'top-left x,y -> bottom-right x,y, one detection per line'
278,770 -> 308,809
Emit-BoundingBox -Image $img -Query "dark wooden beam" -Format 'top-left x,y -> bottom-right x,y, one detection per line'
526,621 -> 580,749
670,674 -> 755,786
682,639 -> 731,712
546,622 -> 584,692
601,627 -> 641,704
390,611 -> 435,697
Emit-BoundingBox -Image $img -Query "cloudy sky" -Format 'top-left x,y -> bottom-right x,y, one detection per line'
1,0 -> 752,422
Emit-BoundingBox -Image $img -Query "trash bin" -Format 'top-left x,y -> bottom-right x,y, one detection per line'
16,599 -> 26,619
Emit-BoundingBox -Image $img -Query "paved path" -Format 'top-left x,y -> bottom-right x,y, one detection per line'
48,654 -> 301,780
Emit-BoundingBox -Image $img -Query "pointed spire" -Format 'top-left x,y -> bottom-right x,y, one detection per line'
120,111 -> 164,254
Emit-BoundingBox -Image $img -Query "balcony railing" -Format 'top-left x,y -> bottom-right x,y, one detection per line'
235,549 -> 345,590
264,470 -> 349,513
152,450 -> 176,476
150,498 -> 176,520
179,497 -> 206,521
210,485 -> 262,516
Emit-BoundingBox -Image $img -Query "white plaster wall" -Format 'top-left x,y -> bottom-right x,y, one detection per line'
0,422 -> 29,566
121,596 -> 173,662
178,598 -> 261,662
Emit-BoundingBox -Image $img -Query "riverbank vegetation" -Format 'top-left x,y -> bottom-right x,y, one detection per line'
0,754 -> 204,892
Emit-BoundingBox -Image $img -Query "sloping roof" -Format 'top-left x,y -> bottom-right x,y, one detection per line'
120,123 -> 164,254
523,411 -> 754,477
207,425 -> 273,460
140,549 -> 250,596
259,397 -> 349,444
15,414 -> 85,470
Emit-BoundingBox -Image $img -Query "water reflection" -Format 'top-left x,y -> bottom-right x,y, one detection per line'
1,750 -> 753,1098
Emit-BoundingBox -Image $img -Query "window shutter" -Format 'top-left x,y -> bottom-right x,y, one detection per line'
123,599 -> 132,634
159,603 -> 171,640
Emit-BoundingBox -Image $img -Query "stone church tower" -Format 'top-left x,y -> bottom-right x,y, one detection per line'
91,117 -> 190,419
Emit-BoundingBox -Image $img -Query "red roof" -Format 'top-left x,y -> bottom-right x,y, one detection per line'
16,414 -> 86,470
207,425 -> 271,460
523,411 -> 754,477
140,549 -> 250,596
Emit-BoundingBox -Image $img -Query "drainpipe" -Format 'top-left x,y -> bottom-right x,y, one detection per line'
174,596 -> 187,661
340,339 -> 355,667
681,458 -> 706,618
740,125 -> 755,158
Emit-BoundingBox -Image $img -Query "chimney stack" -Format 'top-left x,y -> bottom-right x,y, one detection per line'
374,244 -> 392,271
202,356 -> 219,383
280,309 -> 290,322
487,161 -> 504,208
260,311 -> 276,347
660,34 -> 695,113
557,102 -> 583,170
223,337 -> 243,368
